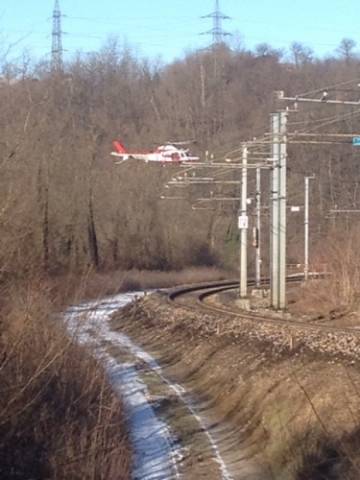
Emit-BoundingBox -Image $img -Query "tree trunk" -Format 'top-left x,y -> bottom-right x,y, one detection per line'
88,187 -> 99,268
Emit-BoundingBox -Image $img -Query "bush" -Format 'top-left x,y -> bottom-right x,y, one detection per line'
0,280 -> 131,479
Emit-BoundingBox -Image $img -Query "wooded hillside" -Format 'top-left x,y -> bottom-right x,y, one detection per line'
1,39 -> 359,276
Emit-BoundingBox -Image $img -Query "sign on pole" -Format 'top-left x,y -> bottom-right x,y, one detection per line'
238,215 -> 249,229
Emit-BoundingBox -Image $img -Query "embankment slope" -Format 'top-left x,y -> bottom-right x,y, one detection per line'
112,292 -> 360,479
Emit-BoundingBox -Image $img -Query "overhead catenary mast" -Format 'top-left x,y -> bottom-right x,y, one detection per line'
51,0 -> 64,72
201,0 -> 232,46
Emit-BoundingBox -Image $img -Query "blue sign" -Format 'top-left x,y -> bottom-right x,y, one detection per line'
353,137 -> 360,146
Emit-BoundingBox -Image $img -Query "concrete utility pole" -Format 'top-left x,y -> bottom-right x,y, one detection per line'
270,113 -> 280,308
304,175 -> 315,280
239,145 -> 248,298
270,111 -> 287,310
255,167 -> 261,288
279,111 -> 288,309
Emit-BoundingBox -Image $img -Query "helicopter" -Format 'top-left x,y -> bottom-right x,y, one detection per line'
111,140 -> 199,164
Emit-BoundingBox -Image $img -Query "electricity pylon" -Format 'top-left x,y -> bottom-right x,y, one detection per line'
201,0 -> 232,46
51,0 -> 63,72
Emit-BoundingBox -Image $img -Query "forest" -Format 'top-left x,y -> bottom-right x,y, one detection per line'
1,36 -> 360,478
1,37 -> 360,279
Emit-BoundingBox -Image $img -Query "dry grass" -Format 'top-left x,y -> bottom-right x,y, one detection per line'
0,280 -> 131,480
0,266 -> 229,479
56,266 -> 233,302
289,228 -> 360,317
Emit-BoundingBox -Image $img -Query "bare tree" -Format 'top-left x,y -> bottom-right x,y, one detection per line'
336,38 -> 357,64
289,42 -> 314,67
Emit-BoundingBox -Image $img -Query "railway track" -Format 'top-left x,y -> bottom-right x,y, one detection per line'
168,275 -> 360,336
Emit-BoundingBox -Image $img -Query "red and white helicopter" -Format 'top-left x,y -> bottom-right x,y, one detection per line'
111,140 -> 199,164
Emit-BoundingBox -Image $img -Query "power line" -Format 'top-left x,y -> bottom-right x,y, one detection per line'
296,78 -> 360,98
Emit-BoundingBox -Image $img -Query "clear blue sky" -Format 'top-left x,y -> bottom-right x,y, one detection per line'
1,0 -> 359,63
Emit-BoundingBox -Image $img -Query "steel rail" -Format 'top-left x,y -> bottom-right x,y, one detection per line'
167,275 -> 360,336
168,279 -> 239,301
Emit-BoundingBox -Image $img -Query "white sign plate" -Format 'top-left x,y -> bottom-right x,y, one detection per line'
238,215 -> 249,229
291,206 -> 301,212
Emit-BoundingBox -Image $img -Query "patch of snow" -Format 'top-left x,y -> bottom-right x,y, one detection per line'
65,293 -> 180,480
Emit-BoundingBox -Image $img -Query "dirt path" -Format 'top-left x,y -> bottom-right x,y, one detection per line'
65,293 -> 250,480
